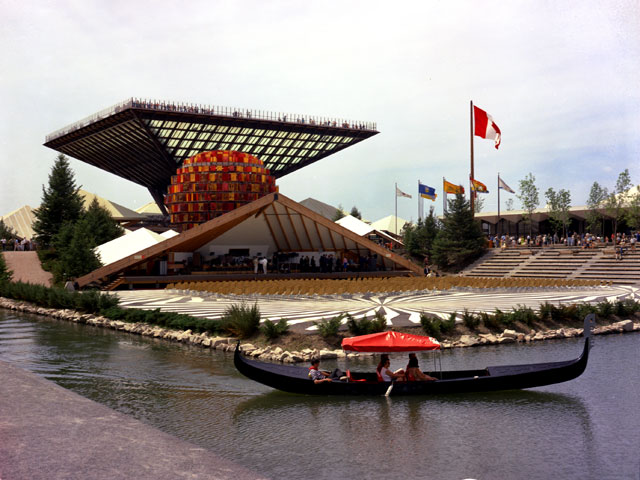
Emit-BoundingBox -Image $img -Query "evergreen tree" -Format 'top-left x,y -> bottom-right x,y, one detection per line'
431,194 -> 485,270
0,219 -> 15,240
332,204 -> 346,221
349,206 -> 362,220
0,252 -> 12,282
33,154 -> 84,248
403,206 -> 441,258
52,219 -> 102,282
83,198 -> 124,246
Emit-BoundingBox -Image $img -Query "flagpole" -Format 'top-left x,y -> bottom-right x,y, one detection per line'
395,182 -> 398,235
497,172 -> 501,237
470,100 -> 475,217
442,177 -> 446,214
418,179 -> 421,221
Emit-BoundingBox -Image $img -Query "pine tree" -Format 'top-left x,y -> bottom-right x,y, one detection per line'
52,219 -> 102,282
33,154 -> 84,248
83,198 -> 124,246
349,206 -> 362,220
431,194 -> 485,270
402,207 -> 440,258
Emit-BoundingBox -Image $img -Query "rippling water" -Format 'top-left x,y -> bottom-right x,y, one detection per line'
1,310 -> 639,479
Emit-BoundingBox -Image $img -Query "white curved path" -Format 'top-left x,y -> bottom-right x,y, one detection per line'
115,285 -> 640,332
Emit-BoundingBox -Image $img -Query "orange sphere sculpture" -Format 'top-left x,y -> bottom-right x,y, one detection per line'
166,150 -> 277,231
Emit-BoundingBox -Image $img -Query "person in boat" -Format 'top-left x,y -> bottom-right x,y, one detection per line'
405,353 -> 437,381
377,354 -> 405,382
308,358 -> 333,384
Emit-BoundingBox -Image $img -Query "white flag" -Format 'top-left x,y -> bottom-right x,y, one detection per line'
396,186 -> 412,198
498,177 -> 515,193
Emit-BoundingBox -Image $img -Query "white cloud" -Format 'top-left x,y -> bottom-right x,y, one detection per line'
1,0 -> 638,222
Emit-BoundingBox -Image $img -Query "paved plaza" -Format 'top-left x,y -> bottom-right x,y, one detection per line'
116,285 -> 640,332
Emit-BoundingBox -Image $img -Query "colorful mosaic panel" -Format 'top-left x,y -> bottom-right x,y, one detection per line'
166,150 -> 277,231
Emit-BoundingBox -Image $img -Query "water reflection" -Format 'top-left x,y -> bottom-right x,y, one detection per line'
2,310 -> 638,479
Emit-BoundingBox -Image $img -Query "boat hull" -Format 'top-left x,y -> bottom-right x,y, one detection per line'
234,338 -> 590,396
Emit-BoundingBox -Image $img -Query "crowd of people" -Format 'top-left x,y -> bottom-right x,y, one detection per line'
488,231 -> 639,250
0,237 -> 34,251
308,354 -> 438,385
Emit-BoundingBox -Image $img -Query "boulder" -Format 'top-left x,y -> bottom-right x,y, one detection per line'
319,349 -> 338,359
240,343 -> 256,353
497,336 -> 516,344
617,320 -> 634,332
458,335 -> 479,347
501,329 -> 518,339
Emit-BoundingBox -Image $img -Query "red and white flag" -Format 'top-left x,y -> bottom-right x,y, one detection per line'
473,105 -> 501,149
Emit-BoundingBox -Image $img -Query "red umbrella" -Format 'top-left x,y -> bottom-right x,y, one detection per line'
342,331 -> 440,353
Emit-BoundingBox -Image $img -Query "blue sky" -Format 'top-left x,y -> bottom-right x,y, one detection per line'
1,0 -> 638,223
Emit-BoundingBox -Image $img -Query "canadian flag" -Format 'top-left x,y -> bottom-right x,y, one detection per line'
473,105 -> 501,149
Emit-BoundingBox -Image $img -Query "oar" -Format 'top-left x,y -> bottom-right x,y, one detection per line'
385,380 -> 394,397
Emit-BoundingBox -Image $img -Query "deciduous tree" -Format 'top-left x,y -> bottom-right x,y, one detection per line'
517,173 -> 539,237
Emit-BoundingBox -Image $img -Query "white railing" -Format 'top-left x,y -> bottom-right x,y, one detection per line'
45,97 -> 378,142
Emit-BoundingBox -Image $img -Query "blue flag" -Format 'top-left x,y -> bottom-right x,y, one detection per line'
419,183 -> 437,201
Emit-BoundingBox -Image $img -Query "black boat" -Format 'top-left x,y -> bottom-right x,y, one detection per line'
234,315 -> 594,396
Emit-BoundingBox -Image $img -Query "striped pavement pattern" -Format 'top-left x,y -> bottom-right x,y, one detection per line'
115,285 -> 640,332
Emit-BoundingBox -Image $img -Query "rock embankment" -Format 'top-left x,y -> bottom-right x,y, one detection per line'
1,297 -> 638,364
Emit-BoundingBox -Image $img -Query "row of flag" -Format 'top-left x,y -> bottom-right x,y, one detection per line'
396,175 -> 515,202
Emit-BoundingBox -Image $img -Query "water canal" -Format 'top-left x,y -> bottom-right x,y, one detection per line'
1,309 -> 639,479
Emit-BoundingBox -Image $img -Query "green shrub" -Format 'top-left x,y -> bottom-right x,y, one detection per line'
613,299 -> 639,317
480,311 -> 501,331
261,318 -> 289,340
539,302 -> 554,321
314,314 -> 344,338
596,300 -> 614,319
510,305 -> 537,327
420,312 -> 456,340
0,254 -> 12,282
420,313 -> 442,339
219,303 -> 260,338
345,311 -> 387,336
462,308 -> 480,330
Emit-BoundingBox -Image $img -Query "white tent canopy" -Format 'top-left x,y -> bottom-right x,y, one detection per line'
95,228 -> 171,266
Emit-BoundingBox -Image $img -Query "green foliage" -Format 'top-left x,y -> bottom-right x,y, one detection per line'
261,318 -> 289,340
346,311 -> 388,336
510,305 -> 537,327
461,308 -> 480,330
420,312 -> 456,340
614,299 -> 640,317
32,154 -> 85,248
51,219 -> 102,283
83,198 -> 125,247
604,169 -> 633,238
332,204 -> 346,221
517,172 -> 540,237
314,314 -> 344,338
349,206 -> 362,220
219,303 -> 260,338
100,306 -> 221,333
585,181 -> 608,235
545,187 -> 572,237
431,194 -> 485,271
596,300 -> 614,318
0,253 -> 12,282
0,280 -> 118,313
0,219 -> 15,241
403,207 -> 441,258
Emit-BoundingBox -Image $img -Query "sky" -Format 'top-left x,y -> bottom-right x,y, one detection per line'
1,0 -> 639,224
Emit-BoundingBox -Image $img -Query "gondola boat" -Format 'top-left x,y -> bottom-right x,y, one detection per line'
234,314 -> 595,396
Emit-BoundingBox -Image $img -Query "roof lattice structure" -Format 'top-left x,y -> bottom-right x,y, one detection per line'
44,98 -> 378,211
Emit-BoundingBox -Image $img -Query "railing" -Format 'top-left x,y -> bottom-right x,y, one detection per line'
45,97 -> 378,142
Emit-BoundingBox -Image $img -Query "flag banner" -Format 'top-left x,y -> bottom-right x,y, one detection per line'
471,178 -> 489,194
473,105 -> 501,149
443,180 -> 465,195
498,176 -> 515,193
419,183 -> 437,201
396,186 -> 412,198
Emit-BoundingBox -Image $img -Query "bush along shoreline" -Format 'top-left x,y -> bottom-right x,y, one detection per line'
0,279 -> 639,364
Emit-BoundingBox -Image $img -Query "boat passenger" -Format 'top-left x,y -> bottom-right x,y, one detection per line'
405,353 -> 437,381
308,358 -> 332,384
377,355 -> 405,382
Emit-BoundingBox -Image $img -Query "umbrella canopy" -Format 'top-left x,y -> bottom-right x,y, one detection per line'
342,331 -> 441,353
